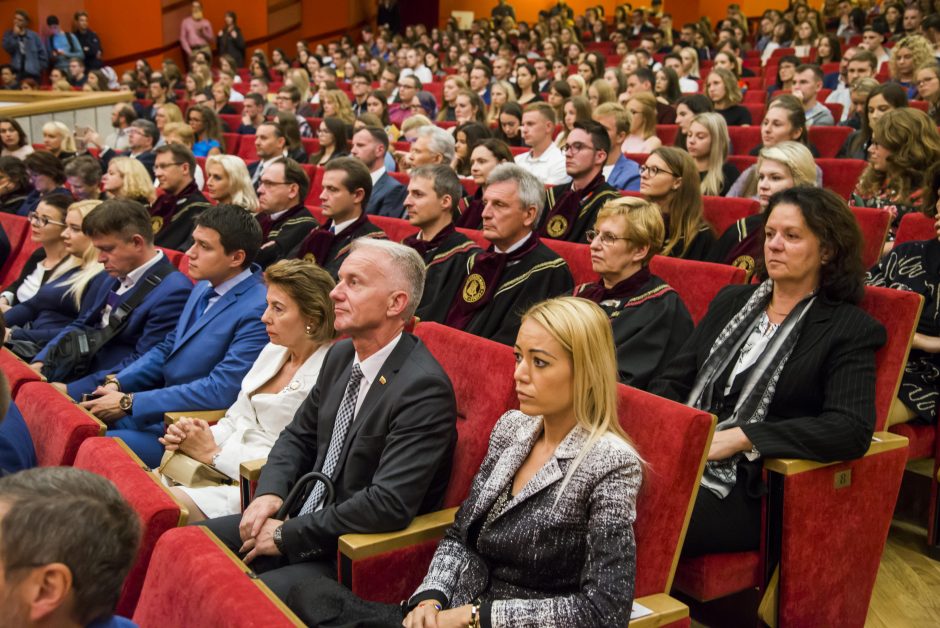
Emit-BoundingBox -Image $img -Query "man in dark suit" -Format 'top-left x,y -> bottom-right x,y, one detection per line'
85,118 -> 158,179
349,126 -> 407,218
254,158 -> 319,268
78,205 -> 269,467
150,143 -> 212,251
33,199 -> 193,394
201,238 -> 457,600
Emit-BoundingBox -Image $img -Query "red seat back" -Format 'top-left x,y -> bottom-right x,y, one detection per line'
727,154 -> 758,174
133,527 -> 302,627
818,158 -> 866,199
0,213 -> 38,287
742,89 -> 767,103
728,125 -> 762,155
541,238 -> 594,285
849,206 -> 890,268
301,137 -> 319,156
648,256 -> 747,324
221,133 -> 239,155
368,215 -> 417,242
455,227 -> 490,249
414,322 -> 518,506
807,125 -> 852,158
619,385 -> 715,595
157,247 -> 187,272
236,134 -> 258,161
14,381 -> 105,466
655,124 -> 679,145
305,166 -> 325,205
894,212 -> 936,245
219,113 -> 241,132
624,152 -> 649,165
0,348 -> 41,395
741,102 -> 765,124
702,196 -> 760,236
74,438 -> 184,617
823,102 -> 843,123
389,171 -> 410,186
860,286 -> 924,431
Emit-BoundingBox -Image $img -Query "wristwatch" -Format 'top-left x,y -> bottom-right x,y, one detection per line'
273,524 -> 285,553
103,374 -> 121,391
118,393 -> 134,413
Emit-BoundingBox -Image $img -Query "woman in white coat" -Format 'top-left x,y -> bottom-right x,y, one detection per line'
159,259 -> 337,521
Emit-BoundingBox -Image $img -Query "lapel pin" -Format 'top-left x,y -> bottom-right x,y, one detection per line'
379,376 -> 387,385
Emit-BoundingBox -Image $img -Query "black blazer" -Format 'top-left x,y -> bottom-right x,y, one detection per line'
650,284 -> 885,462
255,333 -> 457,562
366,172 -> 408,218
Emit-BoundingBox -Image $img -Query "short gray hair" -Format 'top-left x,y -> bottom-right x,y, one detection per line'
415,125 -> 456,164
410,164 -> 463,211
486,163 -> 547,223
350,238 -> 426,319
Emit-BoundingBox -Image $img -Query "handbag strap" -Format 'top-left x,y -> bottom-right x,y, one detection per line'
106,263 -> 174,332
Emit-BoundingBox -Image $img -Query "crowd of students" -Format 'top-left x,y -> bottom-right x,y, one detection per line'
0,1 -> 936,626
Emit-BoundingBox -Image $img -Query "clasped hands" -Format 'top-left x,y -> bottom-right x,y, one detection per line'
403,601 -> 474,628
158,417 -> 220,463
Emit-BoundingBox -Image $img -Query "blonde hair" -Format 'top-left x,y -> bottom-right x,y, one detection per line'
42,121 -> 76,153
679,47 -> 701,78
521,297 -> 639,500
708,67 -> 743,106
648,146 -> 708,258
205,154 -> 260,211
889,34 -> 935,80
163,122 -> 194,146
109,157 -> 156,204
401,114 -> 432,136
157,103 -> 183,126
689,112 -> 730,196
263,259 -> 337,345
757,141 -> 817,189
589,79 -> 615,107
566,73 -> 586,96
325,89 -> 355,125
595,196 -> 665,265
628,92 -> 658,139
60,200 -> 104,309
286,68 -> 312,102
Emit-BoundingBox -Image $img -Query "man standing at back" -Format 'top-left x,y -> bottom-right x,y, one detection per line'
350,126 -> 407,217
202,239 -> 457,601
79,204 -> 269,466
515,103 -> 569,186
150,143 -> 212,251
402,165 -> 480,323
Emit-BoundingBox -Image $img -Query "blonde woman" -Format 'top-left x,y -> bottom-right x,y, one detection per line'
41,121 -> 76,161
577,197 -> 693,388
706,67 -> 751,126
486,79 -> 517,126
102,156 -> 156,205
154,103 -> 184,146
679,47 -> 701,81
204,154 -> 259,212
4,199 -> 107,360
437,75 -> 468,122
285,68 -> 315,117
622,92 -> 662,154
640,146 -> 714,261
685,112 -> 738,196
588,79 -> 615,109
890,35 -> 936,94
711,141 -> 817,273
566,73 -> 586,98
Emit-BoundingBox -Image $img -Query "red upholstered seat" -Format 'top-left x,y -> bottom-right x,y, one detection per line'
219,113 -> 241,132
338,323 -> 518,603
0,213 -> 39,286
702,196 -> 760,236
849,206 -> 890,268
305,166 -> 325,205
390,171 -> 409,186
624,152 -> 649,165
727,154 -> 757,175
0,348 -> 41,395
655,124 -> 679,145
818,158 -> 866,199
742,103 -> 765,125
460,178 -> 478,196
222,133 -> 240,156
672,551 -> 761,601
73,438 -> 185,617
368,215 -> 417,242
301,137 -> 319,156
157,247 -> 187,273
541,239 -> 593,285
455,226 -> 490,249
808,125 -> 852,158
742,89 -> 766,103
14,381 -> 105,466
236,134 -> 258,161
823,102 -> 843,123
509,145 -> 528,156
895,212 -> 936,244
133,526 -> 303,627
648,256 -> 746,324
728,126 -> 761,155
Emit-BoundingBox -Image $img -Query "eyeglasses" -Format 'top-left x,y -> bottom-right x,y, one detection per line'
258,179 -> 292,187
916,76 -> 938,86
564,142 -> 597,154
153,162 -> 183,171
28,212 -> 65,227
585,230 -> 631,246
398,83 -> 415,89
639,164 -> 678,178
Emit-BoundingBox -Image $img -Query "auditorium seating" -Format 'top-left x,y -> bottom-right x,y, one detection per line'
818,158 -> 867,199
808,125 -> 852,158
894,212 -> 936,244
133,527 -> 303,627
648,256 -> 747,324
73,437 -> 187,616
14,381 -> 105,466
0,348 -> 42,395
849,206 -> 890,268
702,196 -> 760,236
542,238 -> 593,284
369,214 -> 417,241
728,126 -> 761,155
0,213 -> 39,286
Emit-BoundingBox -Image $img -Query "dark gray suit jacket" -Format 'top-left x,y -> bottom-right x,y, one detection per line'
255,333 -> 457,562
366,172 -> 408,218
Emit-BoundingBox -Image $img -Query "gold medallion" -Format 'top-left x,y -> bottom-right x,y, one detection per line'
733,255 -> 756,280
303,253 -> 316,264
462,273 -> 486,303
546,214 -> 568,238
151,216 -> 163,233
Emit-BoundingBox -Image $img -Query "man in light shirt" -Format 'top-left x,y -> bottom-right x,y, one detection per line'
793,64 -> 835,127
514,102 -> 570,186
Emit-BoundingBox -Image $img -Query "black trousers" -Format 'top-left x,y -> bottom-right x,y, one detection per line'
681,475 -> 762,557
197,514 -> 336,600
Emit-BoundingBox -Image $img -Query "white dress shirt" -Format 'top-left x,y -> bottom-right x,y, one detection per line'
352,332 -> 402,417
514,142 -> 570,186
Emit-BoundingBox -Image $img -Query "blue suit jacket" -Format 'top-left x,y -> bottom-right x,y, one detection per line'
607,155 -> 642,191
366,172 -> 408,218
111,266 -> 269,429
38,257 -> 193,392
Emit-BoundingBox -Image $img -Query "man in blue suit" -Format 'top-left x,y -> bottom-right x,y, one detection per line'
350,126 -> 407,218
34,200 -> 193,394
79,204 -> 269,467
594,103 -> 642,192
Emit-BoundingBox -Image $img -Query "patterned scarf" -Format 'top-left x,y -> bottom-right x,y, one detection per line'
685,280 -> 816,498
540,172 -> 606,240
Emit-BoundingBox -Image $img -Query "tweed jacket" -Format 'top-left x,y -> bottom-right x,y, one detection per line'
411,410 -> 642,627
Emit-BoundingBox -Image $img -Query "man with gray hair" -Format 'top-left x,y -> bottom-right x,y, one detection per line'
86,117 -> 158,179
444,163 -> 574,345
402,164 -> 482,323
407,125 -> 455,171
202,238 -> 457,602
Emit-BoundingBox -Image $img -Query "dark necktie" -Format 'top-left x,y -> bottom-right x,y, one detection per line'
299,364 -> 364,515
187,288 -> 219,330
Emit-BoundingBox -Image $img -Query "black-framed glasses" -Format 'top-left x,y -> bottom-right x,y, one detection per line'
565,141 -> 597,154
28,211 -> 65,227
585,230 -> 631,246
258,179 -> 293,187
639,164 -> 678,178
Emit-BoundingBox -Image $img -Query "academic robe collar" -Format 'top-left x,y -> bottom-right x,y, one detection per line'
257,203 -> 308,239
403,223 -> 456,257
577,266 -> 651,303
540,171 -> 606,239
295,212 -> 369,265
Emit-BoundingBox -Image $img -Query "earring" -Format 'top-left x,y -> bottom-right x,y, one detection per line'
305,322 -> 315,336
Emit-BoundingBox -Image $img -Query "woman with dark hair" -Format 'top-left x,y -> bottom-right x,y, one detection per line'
454,89 -> 487,126
674,94 -> 714,151
546,79 -> 572,121
248,56 -> 272,82
456,138 -> 513,228
308,117 -> 350,166
0,118 -> 33,160
217,11 -> 245,68
21,152 -> 68,218
838,82 -> 909,159
814,33 -> 841,65
652,186 -> 884,556
187,105 -> 225,157
275,111 -> 308,163
0,157 -> 31,214
768,55 -> 800,96
761,19 -> 795,64
270,48 -> 291,76
655,67 -> 682,106
515,62 -> 542,106
452,122 -> 490,176
495,102 -> 524,147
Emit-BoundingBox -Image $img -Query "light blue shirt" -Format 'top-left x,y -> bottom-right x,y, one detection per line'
206,267 -> 254,312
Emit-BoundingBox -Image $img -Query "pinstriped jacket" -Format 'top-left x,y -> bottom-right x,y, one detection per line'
411,410 -> 642,627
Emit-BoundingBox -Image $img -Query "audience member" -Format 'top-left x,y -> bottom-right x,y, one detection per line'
89,118 -> 158,179
42,121 -> 77,162
80,204 -> 268,466
73,10 -> 103,70
0,117 -> 33,160
622,92 -> 663,153
253,157 -> 317,268
21,152 -> 69,218
515,102 -> 569,185
408,124 -> 456,170
64,155 -> 102,201
793,64 -> 835,126
238,93 -> 267,134
181,0 -> 214,64
2,10 -> 47,81
705,67 -> 752,126
592,103 -> 641,192
275,85 -> 314,138
455,138 -> 513,229
686,112 -> 739,196
104,103 -> 137,152
102,156 -> 156,205
248,122 -> 290,189
204,153 -> 259,212
187,104 -> 224,157
444,163 -> 574,345
0,156 -> 30,214
350,126 -> 407,217
309,117 -> 349,166
200,238 -> 457,600
150,143 -> 212,251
